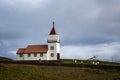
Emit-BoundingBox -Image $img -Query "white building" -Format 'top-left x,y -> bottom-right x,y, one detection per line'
16,22 -> 60,62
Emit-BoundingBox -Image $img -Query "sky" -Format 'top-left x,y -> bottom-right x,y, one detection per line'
0,0 -> 120,62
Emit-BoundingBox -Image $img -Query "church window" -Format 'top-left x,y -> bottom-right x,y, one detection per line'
40,53 -> 43,57
28,54 -> 31,57
51,53 -> 54,57
34,54 -> 37,57
19,54 -> 23,57
50,46 -> 54,50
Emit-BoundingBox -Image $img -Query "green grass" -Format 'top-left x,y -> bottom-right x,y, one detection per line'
62,59 -> 120,66
0,57 -> 120,80
0,63 -> 120,80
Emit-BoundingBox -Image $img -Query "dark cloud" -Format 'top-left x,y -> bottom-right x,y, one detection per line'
0,40 -> 17,59
0,0 -> 120,61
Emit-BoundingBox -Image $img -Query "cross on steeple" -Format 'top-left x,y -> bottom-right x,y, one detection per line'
53,21 -> 55,27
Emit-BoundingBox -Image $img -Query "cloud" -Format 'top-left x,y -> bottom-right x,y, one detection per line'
61,42 -> 120,62
0,40 -> 17,59
57,0 -> 120,45
0,0 -> 52,13
0,0 -> 120,62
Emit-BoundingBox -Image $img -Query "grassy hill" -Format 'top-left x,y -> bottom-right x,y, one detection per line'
0,56 -> 13,61
0,57 -> 120,80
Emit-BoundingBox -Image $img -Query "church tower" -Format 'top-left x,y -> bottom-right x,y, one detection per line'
47,22 -> 60,61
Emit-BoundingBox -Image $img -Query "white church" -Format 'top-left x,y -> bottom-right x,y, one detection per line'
16,22 -> 60,62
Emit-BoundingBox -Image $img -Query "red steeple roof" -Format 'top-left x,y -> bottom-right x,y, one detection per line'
49,22 -> 57,35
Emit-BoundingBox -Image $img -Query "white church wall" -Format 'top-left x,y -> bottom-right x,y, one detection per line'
39,53 -> 47,60
47,43 -> 60,60
17,53 -> 47,61
48,35 -> 60,42
24,53 -> 47,60
16,54 -> 24,60
47,51 -> 57,60
55,43 -> 60,53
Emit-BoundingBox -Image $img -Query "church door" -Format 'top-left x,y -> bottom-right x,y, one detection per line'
57,53 -> 60,60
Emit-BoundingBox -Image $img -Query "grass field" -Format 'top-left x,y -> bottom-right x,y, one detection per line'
0,57 -> 120,80
62,59 -> 120,66
0,63 -> 120,80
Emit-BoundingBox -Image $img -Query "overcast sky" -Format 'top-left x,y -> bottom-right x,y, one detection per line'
0,0 -> 120,62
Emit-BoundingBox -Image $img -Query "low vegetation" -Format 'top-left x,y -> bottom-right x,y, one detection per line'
0,57 -> 120,80
0,63 -> 120,80
62,59 -> 120,66
0,56 -> 13,62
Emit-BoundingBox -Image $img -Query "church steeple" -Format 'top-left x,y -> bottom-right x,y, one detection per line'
47,22 -> 60,61
49,22 -> 57,35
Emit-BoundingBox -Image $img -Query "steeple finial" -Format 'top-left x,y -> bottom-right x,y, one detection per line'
53,21 -> 55,27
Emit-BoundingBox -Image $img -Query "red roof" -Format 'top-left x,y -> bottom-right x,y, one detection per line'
16,45 -> 48,54
49,22 -> 57,35
16,48 -> 26,54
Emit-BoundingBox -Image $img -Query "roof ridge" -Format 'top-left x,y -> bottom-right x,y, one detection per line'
27,45 -> 47,46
